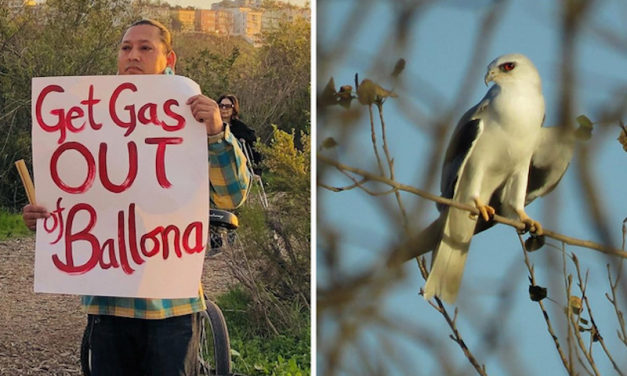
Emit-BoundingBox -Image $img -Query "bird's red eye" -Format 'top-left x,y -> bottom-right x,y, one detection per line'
500,62 -> 516,72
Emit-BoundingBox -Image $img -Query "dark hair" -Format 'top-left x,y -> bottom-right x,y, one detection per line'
217,94 -> 240,120
122,19 -> 173,53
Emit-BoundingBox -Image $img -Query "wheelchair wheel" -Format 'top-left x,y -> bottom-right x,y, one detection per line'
198,300 -> 232,375
80,321 -> 91,376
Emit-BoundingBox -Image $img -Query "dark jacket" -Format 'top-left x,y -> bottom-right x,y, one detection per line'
230,118 -> 262,175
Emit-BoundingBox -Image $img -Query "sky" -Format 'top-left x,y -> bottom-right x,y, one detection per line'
170,0 -> 307,8
318,1 -> 627,375
31,0 -> 309,9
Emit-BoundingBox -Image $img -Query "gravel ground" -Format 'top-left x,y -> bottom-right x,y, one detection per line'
0,236 -> 236,375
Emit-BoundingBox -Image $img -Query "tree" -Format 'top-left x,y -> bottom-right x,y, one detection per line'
176,19 -> 311,148
232,18 -> 311,145
0,0 -> 140,210
224,125 -> 311,336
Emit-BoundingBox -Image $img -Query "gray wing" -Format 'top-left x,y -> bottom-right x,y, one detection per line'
438,100 -> 488,212
474,125 -> 576,234
525,126 -> 575,204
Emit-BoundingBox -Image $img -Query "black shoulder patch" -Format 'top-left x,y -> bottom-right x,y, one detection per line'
444,119 -> 482,167
439,119 -> 482,211
527,163 -> 551,197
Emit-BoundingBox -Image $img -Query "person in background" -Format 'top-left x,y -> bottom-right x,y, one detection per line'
218,94 -> 263,176
21,19 -> 251,375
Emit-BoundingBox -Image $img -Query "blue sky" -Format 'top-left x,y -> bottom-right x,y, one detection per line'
318,1 -> 627,375
32,0 -> 309,9
174,0 -> 308,8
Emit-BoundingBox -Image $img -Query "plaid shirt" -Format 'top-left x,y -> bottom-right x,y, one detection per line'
82,125 -> 252,319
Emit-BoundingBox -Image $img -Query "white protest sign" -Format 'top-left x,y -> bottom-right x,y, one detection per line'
32,75 -> 209,299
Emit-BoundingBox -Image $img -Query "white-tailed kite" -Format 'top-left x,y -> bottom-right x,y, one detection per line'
422,53 -> 546,304
474,123 -> 590,234
386,122 -> 591,266
386,127 -> 591,275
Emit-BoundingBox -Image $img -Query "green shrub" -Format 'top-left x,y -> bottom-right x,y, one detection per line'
257,126 -> 310,195
0,208 -> 31,240
217,288 -> 311,376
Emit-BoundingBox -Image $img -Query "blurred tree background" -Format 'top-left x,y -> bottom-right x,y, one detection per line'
0,0 -> 310,374
0,0 -> 310,211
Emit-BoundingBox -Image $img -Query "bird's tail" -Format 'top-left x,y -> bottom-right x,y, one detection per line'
385,218 -> 443,267
424,207 -> 475,304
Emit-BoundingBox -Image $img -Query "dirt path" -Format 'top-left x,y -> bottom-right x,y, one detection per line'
0,237 -> 236,375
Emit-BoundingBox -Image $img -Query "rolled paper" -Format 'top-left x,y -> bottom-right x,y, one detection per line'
14,159 -> 36,205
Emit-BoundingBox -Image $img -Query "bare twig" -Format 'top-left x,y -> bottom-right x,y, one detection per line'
320,155 -> 627,258
519,234 -> 571,374
334,166 -> 397,196
567,273 -> 601,376
571,255 -> 624,376
561,243 -> 576,375
318,177 -> 369,192
368,105 -> 386,177
376,103 -> 409,231
605,265 -> 627,349
566,276 -> 595,376
426,296 -> 488,376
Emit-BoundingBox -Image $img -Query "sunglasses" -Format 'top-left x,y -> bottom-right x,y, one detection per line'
219,103 -> 234,109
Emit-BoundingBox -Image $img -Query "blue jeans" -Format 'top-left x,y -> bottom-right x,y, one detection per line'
87,313 -> 199,376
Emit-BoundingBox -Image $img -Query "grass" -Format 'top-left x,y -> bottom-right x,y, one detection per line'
0,208 -> 31,240
1,207 -> 311,375
216,288 -> 311,376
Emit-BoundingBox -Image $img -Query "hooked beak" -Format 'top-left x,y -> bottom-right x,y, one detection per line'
484,70 -> 496,86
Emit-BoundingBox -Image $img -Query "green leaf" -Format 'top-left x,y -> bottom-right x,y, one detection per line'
319,77 -> 338,107
576,115 -> 594,129
356,79 -> 398,106
321,137 -> 338,149
231,349 -> 241,357
574,126 -> 593,141
569,296 -> 582,315
289,357 -> 298,371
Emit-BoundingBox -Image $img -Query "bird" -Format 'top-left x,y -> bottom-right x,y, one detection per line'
474,122 -> 591,234
422,53 -> 546,304
386,122 -> 591,266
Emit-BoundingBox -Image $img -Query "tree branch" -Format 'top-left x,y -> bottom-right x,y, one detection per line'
518,234 -> 572,374
318,154 -> 627,259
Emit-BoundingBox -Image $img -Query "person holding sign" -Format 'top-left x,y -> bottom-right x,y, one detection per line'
22,19 -> 251,375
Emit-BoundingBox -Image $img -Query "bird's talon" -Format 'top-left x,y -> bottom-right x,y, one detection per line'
472,199 -> 495,222
517,210 -> 543,236
522,218 -> 543,236
478,204 -> 495,222
482,205 -> 496,221
532,221 -> 543,236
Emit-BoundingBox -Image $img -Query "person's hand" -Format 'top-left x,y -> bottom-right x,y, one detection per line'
186,95 -> 224,136
22,204 -> 49,231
